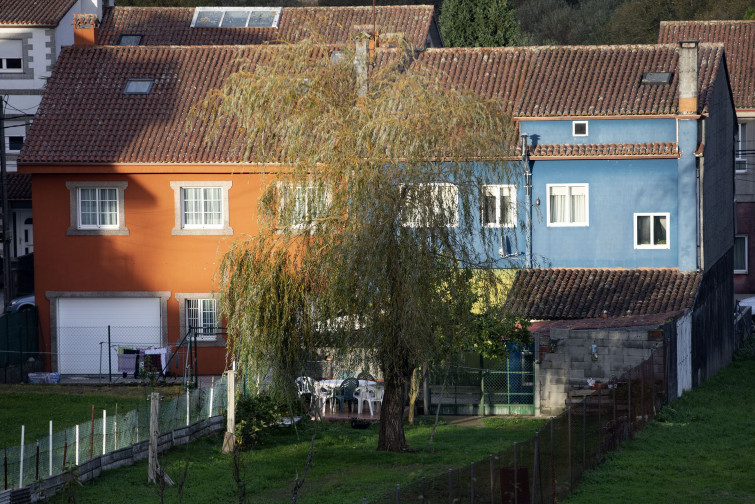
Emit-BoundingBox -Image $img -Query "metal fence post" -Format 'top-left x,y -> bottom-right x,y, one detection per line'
582,398 -> 586,471
627,376 -> 632,436
550,418 -> 555,504
422,477 -> 426,504
532,431 -> 539,504
470,461 -> 475,503
489,455 -> 494,504
107,325 -> 112,383
448,468 -> 453,504
513,441 -> 518,504
597,386 -> 602,460
567,396 -> 572,492
395,483 -> 400,504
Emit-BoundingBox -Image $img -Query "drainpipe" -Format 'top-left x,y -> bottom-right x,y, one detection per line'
695,120 -> 705,271
522,134 -> 532,268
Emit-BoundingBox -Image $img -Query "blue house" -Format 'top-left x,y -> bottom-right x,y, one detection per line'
417,42 -> 736,414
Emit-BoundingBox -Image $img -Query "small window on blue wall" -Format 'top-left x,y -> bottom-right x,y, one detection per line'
572,121 -> 588,137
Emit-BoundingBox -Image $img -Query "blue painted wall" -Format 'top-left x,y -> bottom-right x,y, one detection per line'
505,158 -> 681,268
521,118 -> 677,146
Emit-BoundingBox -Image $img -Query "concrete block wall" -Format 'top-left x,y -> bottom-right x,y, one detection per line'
538,326 -> 664,416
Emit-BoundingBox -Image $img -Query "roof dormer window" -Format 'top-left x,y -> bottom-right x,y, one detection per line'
124,78 -> 154,95
191,7 -> 282,29
641,71 -> 673,85
118,34 -> 143,46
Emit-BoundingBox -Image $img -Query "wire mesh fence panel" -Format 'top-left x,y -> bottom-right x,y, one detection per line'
0,378 -> 226,490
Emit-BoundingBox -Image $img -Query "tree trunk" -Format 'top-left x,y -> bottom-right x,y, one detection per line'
377,375 -> 408,451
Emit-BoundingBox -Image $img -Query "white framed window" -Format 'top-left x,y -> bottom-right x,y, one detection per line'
482,185 -> 516,228
176,293 -> 224,346
572,121 -> 588,137
736,123 -> 747,173
401,183 -> 459,228
170,181 -> 232,235
0,39 -> 22,73
547,184 -> 588,226
66,181 -> 129,236
187,298 -> 217,340
634,213 -> 669,249
735,235 -> 748,274
277,183 -> 329,231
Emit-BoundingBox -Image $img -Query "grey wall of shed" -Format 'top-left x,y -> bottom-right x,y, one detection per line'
537,326 -> 665,416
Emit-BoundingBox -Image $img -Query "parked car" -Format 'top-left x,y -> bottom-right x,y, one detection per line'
7,294 -> 35,313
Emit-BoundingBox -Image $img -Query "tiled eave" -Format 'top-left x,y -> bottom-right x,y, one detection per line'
18,162 -> 282,175
529,142 -> 679,160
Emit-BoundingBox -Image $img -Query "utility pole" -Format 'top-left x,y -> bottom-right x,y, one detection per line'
1,97 -> 12,311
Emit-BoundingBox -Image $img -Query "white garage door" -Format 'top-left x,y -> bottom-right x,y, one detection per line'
57,297 -> 162,375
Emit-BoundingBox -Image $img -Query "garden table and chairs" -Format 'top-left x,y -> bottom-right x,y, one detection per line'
310,377 -> 382,415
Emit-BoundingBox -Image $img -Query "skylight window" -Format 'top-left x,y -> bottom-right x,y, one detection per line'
191,7 -> 282,29
641,71 -> 673,85
124,78 -> 153,95
118,34 -> 143,46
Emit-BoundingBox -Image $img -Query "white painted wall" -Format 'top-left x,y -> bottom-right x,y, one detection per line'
676,312 -> 693,397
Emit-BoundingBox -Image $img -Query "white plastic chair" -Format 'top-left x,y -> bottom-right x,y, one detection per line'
295,376 -> 315,407
354,386 -> 374,416
314,382 -> 335,415
369,386 -> 384,416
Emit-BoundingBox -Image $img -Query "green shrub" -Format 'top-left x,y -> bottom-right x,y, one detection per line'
235,393 -> 282,449
734,335 -> 755,361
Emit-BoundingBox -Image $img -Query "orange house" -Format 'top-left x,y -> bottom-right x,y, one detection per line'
18,5 -> 441,377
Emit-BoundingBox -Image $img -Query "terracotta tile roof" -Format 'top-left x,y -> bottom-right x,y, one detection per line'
97,5 -> 436,49
278,6 -> 435,48
412,47 -> 536,115
415,44 -> 724,117
97,7 -> 275,46
6,172 -> 31,200
19,43 -> 726,165
659,20 -> 755,110
529,142 -> 678,159
0,0 -> 77,26
507,268 -> 700,320
20,45 -> 258,165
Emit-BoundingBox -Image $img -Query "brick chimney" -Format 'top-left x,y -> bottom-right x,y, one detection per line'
678,41 -> 698,115
73,13 -> 99,46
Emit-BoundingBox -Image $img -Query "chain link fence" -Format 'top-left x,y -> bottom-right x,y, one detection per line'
1,377 -> 227,491
426,350 -> 535,416
368,350 -> 664,503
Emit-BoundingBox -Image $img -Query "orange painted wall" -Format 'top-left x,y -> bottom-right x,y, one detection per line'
31,168 -> 270,375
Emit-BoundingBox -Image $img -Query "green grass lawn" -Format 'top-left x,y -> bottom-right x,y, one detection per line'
0,384 -> 182,449
563,360 -> 755,504
44,415 -> 544,504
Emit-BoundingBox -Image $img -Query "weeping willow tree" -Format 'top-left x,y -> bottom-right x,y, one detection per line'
193,36 -> 528,452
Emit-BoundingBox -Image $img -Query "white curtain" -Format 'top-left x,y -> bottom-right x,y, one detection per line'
570,186 -> 586,224
550,186 -> 567,224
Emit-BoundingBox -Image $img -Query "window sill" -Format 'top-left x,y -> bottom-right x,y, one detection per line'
171,226 -> 233,236
68,227 -> 129,236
